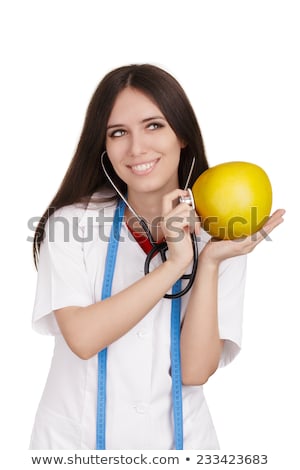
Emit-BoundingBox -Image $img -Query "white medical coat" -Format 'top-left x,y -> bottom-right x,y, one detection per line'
29,193 -> 247,450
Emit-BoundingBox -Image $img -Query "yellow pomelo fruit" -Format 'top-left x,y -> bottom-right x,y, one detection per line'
192,161 -> 272,239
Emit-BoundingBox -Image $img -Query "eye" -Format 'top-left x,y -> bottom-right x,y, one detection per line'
147,122 -> 164,130
109,129 -> 126,138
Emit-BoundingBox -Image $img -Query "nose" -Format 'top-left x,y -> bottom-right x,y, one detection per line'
129,131 -> 147,157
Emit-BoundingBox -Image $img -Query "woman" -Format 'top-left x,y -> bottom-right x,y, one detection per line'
30,64 -> 284,450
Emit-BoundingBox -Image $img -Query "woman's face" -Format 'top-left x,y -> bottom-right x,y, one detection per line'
105,87 -> 185,197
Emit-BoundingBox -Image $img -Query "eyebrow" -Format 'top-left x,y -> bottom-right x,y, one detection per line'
106,115 -> 166,131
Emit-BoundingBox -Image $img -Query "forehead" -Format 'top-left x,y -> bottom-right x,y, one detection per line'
107,87 -> 163,123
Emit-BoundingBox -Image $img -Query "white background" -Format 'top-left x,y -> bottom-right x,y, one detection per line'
0,0 -> 299,467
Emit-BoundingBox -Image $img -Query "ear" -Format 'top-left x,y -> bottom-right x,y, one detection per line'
180,140 -> 188,149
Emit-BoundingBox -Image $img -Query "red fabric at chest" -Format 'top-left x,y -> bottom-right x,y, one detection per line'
126,223 -> 163,255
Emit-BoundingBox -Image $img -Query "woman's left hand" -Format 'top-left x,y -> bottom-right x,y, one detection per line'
200,209 -> 285,266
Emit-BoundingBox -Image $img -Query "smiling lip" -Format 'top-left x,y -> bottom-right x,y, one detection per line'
128,158 -> 160,175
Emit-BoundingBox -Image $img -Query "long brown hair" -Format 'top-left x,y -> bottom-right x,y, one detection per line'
33,64 -> 209,267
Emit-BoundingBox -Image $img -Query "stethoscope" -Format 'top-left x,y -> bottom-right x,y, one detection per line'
100,151 -> 198,298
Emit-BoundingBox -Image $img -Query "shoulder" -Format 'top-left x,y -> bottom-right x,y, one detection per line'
44,190 -> 118,242
52,188 -> 116,217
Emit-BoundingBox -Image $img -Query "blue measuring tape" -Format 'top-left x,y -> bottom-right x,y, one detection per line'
96,200 -> 183,449
170,279 -> 183,450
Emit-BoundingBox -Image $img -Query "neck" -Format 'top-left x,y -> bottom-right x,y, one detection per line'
125,188 -> 172,241
128,194 -> 162,220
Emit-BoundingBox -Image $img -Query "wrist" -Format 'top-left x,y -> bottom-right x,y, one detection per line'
163,258 -> 190,280
198,250 -> 220,271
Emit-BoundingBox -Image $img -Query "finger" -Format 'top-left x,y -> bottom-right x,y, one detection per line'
161,189 -> 190,217
260,209 -> 285,234
241,208 -> 285,248
195,216 -> 202,236
166,206 -> 200,235
270,208 -> 286,217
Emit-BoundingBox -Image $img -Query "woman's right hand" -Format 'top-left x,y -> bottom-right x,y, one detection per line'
160,189 -> 201,276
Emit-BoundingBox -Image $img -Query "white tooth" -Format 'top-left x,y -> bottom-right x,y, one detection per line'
132,161 -> 154,171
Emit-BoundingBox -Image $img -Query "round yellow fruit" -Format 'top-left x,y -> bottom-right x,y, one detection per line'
192,161 -> 272,239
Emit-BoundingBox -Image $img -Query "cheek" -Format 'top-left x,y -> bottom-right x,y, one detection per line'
106,140 -> 129,163
153,135 -> 181,159
104,149 -> 121,176
108,156 -> 123,175
169,139 -> 183,160
105,139 -> 115,156
105,139 -> 122,161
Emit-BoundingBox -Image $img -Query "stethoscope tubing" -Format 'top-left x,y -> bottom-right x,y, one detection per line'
143,232 -> 198,298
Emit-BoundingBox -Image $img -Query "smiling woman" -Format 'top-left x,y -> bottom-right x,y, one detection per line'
29,64 -> 284,450
105,87 -> 185,203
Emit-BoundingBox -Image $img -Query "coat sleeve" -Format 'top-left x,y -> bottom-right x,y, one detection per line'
217,254 -> 247,367
31,205 -> 94,335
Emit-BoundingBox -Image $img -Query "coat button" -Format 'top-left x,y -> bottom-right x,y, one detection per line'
136,329 -> 149,339
134,402 -> 149,414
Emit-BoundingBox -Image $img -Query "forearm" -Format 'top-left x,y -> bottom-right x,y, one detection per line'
180,256 -> 223,385
55,259 -> 185,359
